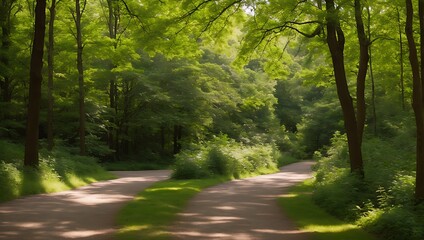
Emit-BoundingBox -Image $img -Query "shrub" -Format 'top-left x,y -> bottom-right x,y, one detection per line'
206,147 -> 232,176
171,135 -> 279,179
172,150 -> 210,179
0,161 -> 21,201
313,130 -> 424,240
358,207 -> 423,240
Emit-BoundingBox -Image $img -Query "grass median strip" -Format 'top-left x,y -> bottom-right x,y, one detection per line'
278,179 -> 378,240
116,178 -> 225,240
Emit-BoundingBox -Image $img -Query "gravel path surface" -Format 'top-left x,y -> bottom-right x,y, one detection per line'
0,170 -> 171,240
170,161 -> 315,240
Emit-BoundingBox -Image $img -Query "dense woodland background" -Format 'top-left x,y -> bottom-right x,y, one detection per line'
1,0 -> 424,239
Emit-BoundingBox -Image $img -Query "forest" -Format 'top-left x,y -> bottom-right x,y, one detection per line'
1,0 -> 424,239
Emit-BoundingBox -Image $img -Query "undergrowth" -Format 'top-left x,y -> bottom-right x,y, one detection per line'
0,140 -> 114,202
171,135 -> 280,179
313,132 -> 424,240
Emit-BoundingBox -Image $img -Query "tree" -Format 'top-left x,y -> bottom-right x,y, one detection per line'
325,0 -> 365,176
172,0 -> 367,175
47,0 -> 58,151
405,0 -> 424,202
72,0 -> 87,155
24,0 -> 47,167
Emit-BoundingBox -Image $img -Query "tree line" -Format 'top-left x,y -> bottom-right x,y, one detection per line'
1,0 -> 424,205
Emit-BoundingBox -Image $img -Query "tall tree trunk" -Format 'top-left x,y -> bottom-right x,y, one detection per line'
417,0 -> 424,202
354,0 -> 369,146
366,5 -> 377,136
397,7 -> 406,110
325,0 -> 364,176
24,0 -> 46,167
47,0 -> 56,151
75,0 -> 86,155
405,0 -> 424,202
106,0 -> 119,158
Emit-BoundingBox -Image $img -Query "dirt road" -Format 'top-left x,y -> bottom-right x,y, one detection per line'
0,170 -> 170,240
170,161 -> 315,240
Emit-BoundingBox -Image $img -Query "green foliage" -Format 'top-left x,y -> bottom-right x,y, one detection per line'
313,130 -> 424,240
357,207 -> 423,240
172,135 -> 279,179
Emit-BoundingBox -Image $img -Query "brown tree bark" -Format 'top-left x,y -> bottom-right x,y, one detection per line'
325,0 -> 364,176
106,0 -> 119,158
24,0 -> 47,167
47,0 -> 56,151
405,0 -> 424,202
74,0 -> 86,155
417,0 -> 424,202
354,0 -> 369,146
366,5 -> 377,136
397,7 -> 406,110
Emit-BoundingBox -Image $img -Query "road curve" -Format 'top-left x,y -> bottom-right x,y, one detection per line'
170,161 -> 315,240
0,170 -> 171,240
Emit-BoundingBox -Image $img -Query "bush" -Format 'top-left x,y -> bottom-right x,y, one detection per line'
358,207 -> 423,240
206,147 -> 232,176
171,135 -> 279,179
172,149 -> 210,179
313,131 -> 424,240
0,161 -> 21,201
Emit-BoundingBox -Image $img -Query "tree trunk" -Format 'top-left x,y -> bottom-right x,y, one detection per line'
173,125 -> 182,154
354,0 -> 369,146
405,0 -> 424,202
75,0 -> 86,155
417,0 -> 424,202
160,126 -> 165,152
367,5 -> 377,136
24,0 -> 46,167
47,0 -> 56,151
325,0 -> 364,176
106,0 -> 119,158
397,7 -> 406,110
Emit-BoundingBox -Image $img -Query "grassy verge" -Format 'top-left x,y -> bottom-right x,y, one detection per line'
278,179 -> 378,240
116,178 -> 225,240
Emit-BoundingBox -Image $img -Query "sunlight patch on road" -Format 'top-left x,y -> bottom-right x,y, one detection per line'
61,229 -> 115,238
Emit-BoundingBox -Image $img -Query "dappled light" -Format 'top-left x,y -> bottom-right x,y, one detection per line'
171,161 -> 314,240
0,170 -> 170,240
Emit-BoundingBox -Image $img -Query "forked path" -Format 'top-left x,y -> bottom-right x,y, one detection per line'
0,170 -> 171,240
171,161 -> 315,240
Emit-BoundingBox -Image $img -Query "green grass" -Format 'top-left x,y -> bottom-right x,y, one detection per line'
278,179 -> 379,240
116,178 -> 225,240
